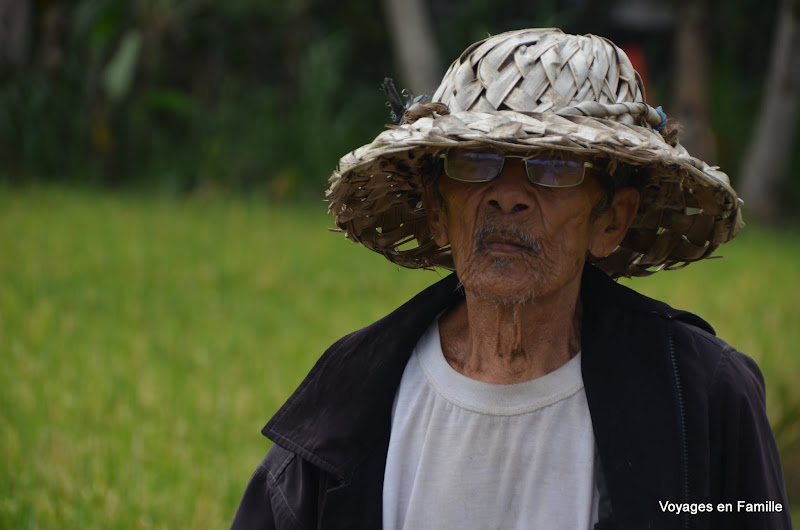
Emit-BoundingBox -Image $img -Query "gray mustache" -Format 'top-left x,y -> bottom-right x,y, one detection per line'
474,223 -> 542,254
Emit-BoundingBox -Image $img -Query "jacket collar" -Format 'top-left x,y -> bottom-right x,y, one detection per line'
263,273 -> 465,479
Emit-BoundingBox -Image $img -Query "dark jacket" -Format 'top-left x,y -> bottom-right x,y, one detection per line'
232,265 -> 791,529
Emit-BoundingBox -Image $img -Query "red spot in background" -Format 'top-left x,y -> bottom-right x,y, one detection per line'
621,43 -> 650,99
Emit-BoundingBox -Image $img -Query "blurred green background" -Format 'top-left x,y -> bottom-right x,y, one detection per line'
1,0 -> 798,528
1,0 -> 799,209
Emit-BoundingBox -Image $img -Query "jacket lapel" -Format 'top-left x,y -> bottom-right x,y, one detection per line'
581,265 -> 685,529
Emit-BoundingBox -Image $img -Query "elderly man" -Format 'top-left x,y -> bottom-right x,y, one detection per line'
232,29 -> 791,529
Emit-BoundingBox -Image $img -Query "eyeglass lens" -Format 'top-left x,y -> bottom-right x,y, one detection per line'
524,159 -> 585,187
445,151 -> 504,182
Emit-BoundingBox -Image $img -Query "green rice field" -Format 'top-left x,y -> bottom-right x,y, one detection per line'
1,186 -> 798,528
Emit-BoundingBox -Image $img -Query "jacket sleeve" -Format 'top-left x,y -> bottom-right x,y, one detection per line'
708,347 -> 793,530
230,444 -> 324,530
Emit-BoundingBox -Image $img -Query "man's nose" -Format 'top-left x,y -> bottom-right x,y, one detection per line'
485,161 -> 532,213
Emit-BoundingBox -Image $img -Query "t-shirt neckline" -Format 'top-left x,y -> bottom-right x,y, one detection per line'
415,320 -> 585,416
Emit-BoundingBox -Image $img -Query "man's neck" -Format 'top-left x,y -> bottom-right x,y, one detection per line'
439,280 -> 582,384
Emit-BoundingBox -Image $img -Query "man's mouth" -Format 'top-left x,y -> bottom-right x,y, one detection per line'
475,225 -> 542,255
482,235 -> 531,253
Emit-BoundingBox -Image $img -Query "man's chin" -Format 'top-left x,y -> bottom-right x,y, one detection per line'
474,285 -> 536,306
460,268 -> 538,306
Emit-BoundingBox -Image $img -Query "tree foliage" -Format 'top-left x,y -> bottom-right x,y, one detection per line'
1,0 -> 795,209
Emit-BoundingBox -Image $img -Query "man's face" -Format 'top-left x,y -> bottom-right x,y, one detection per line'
424,151 -> 625,305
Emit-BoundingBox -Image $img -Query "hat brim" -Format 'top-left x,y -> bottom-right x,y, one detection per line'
327,109 -> 743,278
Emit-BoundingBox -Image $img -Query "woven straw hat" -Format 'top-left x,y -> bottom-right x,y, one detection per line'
327,28 -> 743,278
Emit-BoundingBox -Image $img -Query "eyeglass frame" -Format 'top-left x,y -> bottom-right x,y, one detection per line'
437,149 -> 598,188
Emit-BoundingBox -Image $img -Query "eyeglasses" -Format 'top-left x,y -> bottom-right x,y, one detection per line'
439,150 -> 596,188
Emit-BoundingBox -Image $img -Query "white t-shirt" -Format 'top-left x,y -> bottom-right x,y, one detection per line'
383,320 -> 599,529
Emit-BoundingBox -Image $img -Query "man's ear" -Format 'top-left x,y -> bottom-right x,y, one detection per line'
589,187 -> 640,258
421,184 -> 450,247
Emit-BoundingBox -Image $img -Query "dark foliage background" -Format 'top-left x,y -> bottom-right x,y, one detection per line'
1,0 -> 797,207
